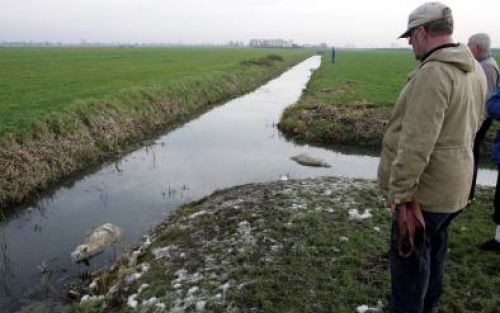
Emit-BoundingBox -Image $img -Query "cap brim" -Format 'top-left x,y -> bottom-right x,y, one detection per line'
398,28 -> 412,39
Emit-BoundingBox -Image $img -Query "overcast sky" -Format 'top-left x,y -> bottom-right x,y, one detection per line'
1,0 -> 499,48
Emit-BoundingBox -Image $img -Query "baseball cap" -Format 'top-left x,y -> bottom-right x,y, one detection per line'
399,2 -> 452,38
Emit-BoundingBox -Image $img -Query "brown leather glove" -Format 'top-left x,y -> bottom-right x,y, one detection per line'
394,201 -> 425,258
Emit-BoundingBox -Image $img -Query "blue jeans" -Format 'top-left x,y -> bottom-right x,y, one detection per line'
390,210 -> 460,313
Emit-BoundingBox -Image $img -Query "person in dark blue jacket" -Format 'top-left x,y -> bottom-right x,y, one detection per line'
331,46 -> 335,64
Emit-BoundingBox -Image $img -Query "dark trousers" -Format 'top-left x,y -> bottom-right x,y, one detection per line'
390,211 -> 459,313
471,117 -> 500,225
494,166 -> 500,224
470,118 -> 492,200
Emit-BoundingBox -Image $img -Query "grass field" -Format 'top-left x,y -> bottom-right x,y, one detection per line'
301,49 -> 417,109
0,47 -> 310,138
0,47 -> 312,208
279,49 -> 500,148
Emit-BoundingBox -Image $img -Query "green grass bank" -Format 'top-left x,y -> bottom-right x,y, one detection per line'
278,49 -> 500,149
0,47 -> 312,209
65,177 -> 499,313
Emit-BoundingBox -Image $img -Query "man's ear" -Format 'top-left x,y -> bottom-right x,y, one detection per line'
416,26 -> 426,39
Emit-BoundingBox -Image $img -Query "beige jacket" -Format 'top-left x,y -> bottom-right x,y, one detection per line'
378,44 -> 487,213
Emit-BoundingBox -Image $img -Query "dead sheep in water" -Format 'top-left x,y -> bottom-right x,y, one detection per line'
290,153 -> 331,168
71,223 -> 122,263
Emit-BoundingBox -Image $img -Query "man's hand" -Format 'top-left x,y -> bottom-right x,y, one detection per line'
391,200 -> 426,257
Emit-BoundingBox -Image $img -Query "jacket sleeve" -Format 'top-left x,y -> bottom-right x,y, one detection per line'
388,65 -> 451,204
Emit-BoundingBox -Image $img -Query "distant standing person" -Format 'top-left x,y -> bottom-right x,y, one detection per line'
377,2 -> 486,313
331,46 -> 336,64
468,32 -> 500,250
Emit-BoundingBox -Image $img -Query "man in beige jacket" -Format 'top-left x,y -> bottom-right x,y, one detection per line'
377,2 -> 486,313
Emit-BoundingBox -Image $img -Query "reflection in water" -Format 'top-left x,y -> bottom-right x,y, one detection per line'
0,229 -> 14,307
145,144 -> 159,171
161,184 -> 190,200
0,56 -> 497,312
0,231 -> 8,282
114,162 -> 123,174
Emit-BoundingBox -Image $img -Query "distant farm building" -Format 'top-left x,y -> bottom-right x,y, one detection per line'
249,39 -> 294,48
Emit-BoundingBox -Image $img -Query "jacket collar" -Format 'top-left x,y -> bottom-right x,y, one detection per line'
421,43 -> 459,62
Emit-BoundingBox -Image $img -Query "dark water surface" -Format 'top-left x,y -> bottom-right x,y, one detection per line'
0,56 -> 496,312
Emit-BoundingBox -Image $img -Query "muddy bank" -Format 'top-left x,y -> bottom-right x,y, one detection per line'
67,176 -> 499,313
279,101 -> 387,148
0,54 -> 310,210
67,176 -> 390,313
